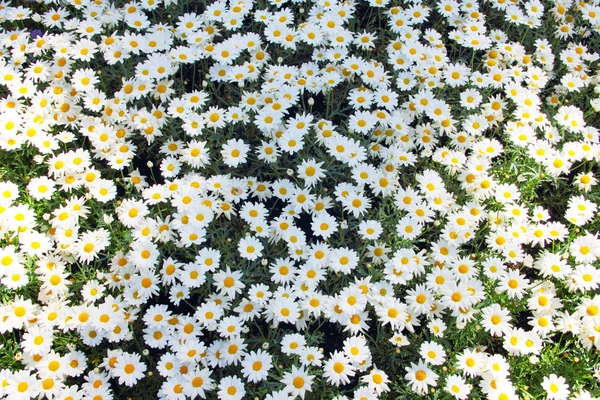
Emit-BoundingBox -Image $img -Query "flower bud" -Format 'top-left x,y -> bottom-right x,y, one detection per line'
529,355 -> 539,364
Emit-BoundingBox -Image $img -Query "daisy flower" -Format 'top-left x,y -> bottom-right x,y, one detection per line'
349,110 -> 377,135
26,176 -> 56,201
573,171 -> 598,192
213,267 -> 245,298
221,337 -> 247,366
570,232 -> 600,263
269,257 -> 297,285
396,216 -> 424,240
361,367 -> 390,395
297,158 -> 326,187
529,312 -> 556,337
298,346 -> 324,367
542,374 -> 570,400
74,228 -> 111,265
428,318 -> 447,338
5,370 -> 41,400
440,280 -> 477,312
221,138 -> 250,168
341,189 -> 371,218
116,199 -> 149,228
256,140 -> 281,163
357,219 -> 383,240
217,376 -> 245,400
565,196 -> 598,227
444,374 -> 472,399
128,238 -> 160,271
569,264 -> 600,292
322,353 -> 357,387
480,303 -> 512,337
404,359 -> 439,394
342,335 -> 370,364
241,350 -> 272,383
281,365 -> 314,400
456,348 -> 485,377
497,269 -> 531,299
420,340 -> 447,366
182,367 -> 213,399
329,247 -> 359,274
237,235 -> 263,261
21,325 -> 54,356
375,298 -> 407,330
203,106 -> 227,129
310,212 -> 338,239
113,352 -> 147,387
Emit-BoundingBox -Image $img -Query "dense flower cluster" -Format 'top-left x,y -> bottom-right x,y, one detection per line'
0,0 -> 599,399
